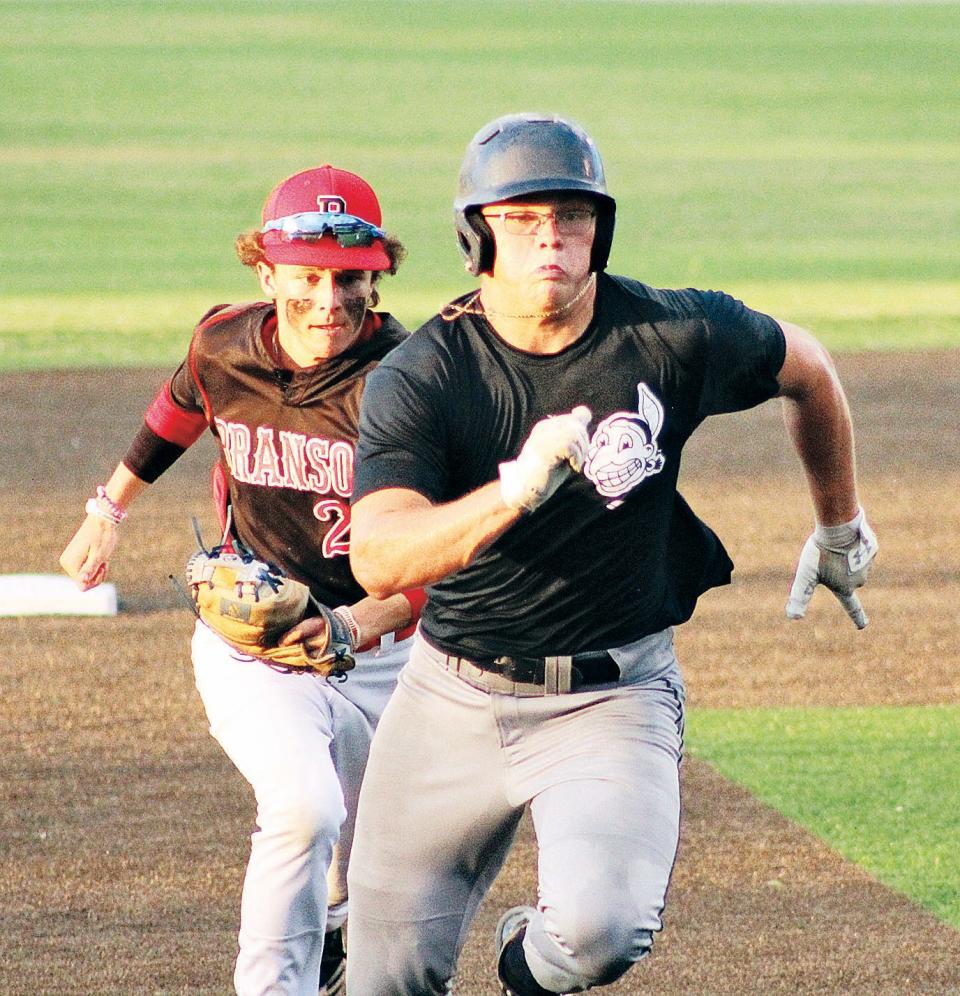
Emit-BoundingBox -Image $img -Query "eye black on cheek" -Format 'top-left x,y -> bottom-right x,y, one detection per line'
287,299 -> 312,318
343,296 -> 368,327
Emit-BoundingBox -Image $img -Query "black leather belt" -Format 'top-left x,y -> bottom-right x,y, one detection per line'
473,651 -> 620,688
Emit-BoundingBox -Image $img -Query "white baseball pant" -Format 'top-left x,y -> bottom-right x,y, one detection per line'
346,628 -> 684,995
192,621 -> 410,996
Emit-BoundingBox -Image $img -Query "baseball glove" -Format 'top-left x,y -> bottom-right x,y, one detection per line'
185,542 -> 355,676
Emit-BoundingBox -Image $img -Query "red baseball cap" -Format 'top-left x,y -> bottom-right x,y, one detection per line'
260,165 -> 392,271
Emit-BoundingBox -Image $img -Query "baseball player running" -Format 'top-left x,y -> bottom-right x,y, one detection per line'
344,113 -> 878,995
60,166 -> 423,996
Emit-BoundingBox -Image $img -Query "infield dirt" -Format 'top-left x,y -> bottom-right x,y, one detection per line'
2,350 -> 958,994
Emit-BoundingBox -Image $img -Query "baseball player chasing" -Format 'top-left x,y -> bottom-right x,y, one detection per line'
345,114 -> 878,995
60,166 -> 423,996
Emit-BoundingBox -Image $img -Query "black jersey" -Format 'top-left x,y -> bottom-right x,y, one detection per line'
127,301 -> 408,606
353,273 -> 786,657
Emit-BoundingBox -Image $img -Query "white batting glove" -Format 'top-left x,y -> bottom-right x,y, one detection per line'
499,406 -> 592,512
786,507 -> 878,629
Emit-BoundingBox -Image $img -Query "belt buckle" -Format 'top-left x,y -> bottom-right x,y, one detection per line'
492,656 -> 526,680
455,651 -> 618,696
543,655 -> 574,694
489,654 -> 574,692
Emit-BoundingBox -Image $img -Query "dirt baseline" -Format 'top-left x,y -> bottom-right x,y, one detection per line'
1,350 -> 958,994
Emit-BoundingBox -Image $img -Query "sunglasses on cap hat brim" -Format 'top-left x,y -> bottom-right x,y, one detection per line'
261,211 -> 385,248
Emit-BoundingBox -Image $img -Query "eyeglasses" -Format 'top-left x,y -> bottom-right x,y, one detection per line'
480,208 -> 596,237
261,211 -> 385,248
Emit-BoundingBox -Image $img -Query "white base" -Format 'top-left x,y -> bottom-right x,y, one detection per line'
0,574 -> 118,617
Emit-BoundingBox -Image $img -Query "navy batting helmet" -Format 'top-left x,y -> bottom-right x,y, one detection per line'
454,112 -> 616,276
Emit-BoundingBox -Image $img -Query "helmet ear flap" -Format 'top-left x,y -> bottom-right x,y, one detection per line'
455,209 -> 496,276
590,206 -> 616,273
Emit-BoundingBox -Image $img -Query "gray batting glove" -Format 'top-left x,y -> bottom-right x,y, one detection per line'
499,406 -> 592,512
786,508 -> 878,629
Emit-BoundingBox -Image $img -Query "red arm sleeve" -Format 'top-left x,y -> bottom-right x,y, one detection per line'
122,379 -> 210,483
144,380 -> 209,446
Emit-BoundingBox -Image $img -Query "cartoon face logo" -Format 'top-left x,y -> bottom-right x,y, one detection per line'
584,383 -> 666,506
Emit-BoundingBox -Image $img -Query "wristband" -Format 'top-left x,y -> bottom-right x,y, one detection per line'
332,605 -> 362,649
814,506 -> 863,549
85,486 -> 127,525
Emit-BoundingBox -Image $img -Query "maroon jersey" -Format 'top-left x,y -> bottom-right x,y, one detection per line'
125,301 -> 409,606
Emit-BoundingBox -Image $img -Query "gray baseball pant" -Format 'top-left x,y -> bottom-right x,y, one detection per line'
346,628 -> 684,995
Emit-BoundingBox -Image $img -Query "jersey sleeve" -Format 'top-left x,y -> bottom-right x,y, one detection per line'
352,358 -> 450,504
167,356 -> 209,415
121,362 -> 209,483
694,290 -> 786,418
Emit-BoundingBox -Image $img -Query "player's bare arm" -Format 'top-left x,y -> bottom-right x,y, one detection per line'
776,320 -> 860,525
350,483 -> 519,598
59,462 -> 149,591
776,319 -> 878,627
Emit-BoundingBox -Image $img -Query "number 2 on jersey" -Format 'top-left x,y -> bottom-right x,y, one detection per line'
313,499 -> 351,557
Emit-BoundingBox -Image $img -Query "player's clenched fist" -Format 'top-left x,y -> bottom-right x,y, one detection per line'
785,507 -> 878,629
499,405 -> 592,512
59,515 -> 117,591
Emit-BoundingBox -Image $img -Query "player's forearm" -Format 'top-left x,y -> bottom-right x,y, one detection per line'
346,592 -> 414,643
104,463 -> 151,510
782,391 -> 859,524
350,483 -> 520,599
777,321 -> 860,525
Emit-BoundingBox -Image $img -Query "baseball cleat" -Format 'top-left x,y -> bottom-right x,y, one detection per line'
319,926 -> 346,996
495,905 -> 536,996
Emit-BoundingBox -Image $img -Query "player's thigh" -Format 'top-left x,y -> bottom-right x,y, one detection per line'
349,642 -> 519,906
347,648 -> 524,995
529,683 -> 683,942
192,622 -> 342,818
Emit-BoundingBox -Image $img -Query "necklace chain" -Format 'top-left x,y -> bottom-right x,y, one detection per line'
440,273 -> 596,322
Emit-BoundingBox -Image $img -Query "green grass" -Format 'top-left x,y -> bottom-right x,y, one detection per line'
687,705 -> 960,928
2,1 -> 959,368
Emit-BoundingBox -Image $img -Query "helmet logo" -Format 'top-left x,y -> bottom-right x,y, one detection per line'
316,196 -> 346,214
